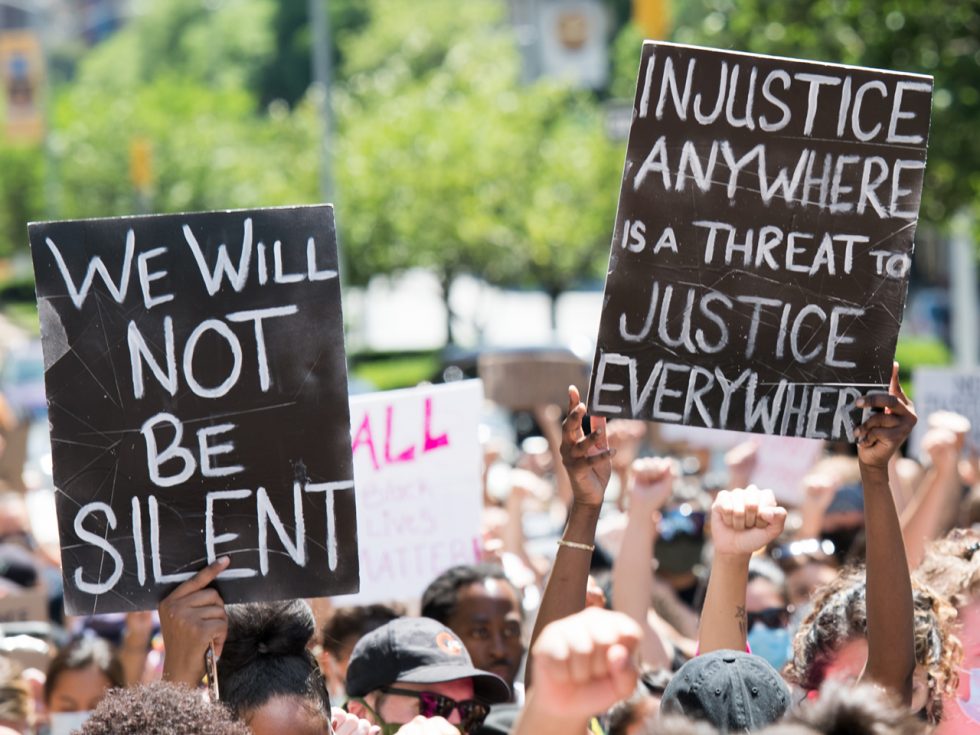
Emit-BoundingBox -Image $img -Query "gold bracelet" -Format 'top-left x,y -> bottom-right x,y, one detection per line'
558,539 -> 595,552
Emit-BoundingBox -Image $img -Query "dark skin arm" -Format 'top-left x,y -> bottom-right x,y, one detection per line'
525,385 -> 615,688
854,362 -> 917,706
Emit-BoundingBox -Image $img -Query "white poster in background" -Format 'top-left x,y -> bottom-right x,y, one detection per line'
911,368 -> 980,456
333,380 -> 485,605
657,424 -> 824,504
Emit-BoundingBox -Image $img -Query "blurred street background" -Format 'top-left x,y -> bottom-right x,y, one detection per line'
0,0 -> 976,410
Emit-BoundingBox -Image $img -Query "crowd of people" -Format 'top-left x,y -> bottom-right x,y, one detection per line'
0,361 -> 977,734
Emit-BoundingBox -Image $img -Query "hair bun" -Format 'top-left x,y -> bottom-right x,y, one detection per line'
219,600 -> 315,672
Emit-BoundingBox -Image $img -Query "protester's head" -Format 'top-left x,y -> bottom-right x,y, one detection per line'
0,655 -> 32,735
659,650 -> 790,731
78,682 -> 250,735
772,679 -> 927,735
345,617 -> 509,734
606,668 -> 672,735
421,563 -> 524,690
743,559 -> 792,671
319,603 -> 403,700
786,568 -> 960,724
914,528 -> 980,732
43,637 -> 125,733
771,539 -> 838,609
218,600 -> 331,735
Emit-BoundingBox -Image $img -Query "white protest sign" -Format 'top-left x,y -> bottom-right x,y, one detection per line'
911,368 -> 980,456
334,380 -> 484,605
656,423 -> 823,504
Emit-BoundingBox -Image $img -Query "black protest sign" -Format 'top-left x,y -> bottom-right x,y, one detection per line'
589,42 -> 933,440
29,205 -> 358,615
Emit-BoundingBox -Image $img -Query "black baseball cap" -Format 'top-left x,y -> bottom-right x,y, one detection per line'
346,617 -> 510,704
660,650 -> 790,731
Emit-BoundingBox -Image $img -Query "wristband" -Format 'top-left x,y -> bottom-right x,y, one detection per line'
557,539 -> 595,552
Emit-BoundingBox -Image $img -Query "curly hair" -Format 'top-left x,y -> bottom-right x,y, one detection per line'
914,527 -> 980,609
420,563 -> 521,624
78,682 -> 249,735
785,567 -> 961,724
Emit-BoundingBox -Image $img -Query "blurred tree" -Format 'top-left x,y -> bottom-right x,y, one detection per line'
671,0 -> 980,230
53,72 -> 320,218
336,0 -> 621,340
75,0 -> 278,94
0,143 -> 43,257
255,0 -> 370,107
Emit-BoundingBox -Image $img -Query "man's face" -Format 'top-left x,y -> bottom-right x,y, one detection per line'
376,678 -> 475,727
445,580 -> 523,689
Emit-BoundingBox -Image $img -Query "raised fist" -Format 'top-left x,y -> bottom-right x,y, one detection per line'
711,485 -> 787,558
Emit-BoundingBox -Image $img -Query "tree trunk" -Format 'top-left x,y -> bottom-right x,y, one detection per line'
441,271 -> 455,345
548,286 -> 562,338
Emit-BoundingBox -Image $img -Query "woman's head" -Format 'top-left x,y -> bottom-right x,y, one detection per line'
786,567 -> 961,724
217,600 -> 330,735
915,528 -> 980,610
915,528 -> 980,733
44,638 -> 125,714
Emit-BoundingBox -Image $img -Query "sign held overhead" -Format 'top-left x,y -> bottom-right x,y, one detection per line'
29,205 -> 358,615
589,42 -> 933,440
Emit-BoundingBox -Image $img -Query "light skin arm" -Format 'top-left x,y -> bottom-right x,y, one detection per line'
854,362 -> 917,705
120,611 -> 154,686
698,486 -> 787,654
899,428 -> 960,568
159,556 -> 230,687
611,457 -> 674,669
526,385 -> 614,687
794,473 -> 838,540
515,608 -> 640,735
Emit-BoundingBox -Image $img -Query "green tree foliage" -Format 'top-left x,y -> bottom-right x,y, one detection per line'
75,0 -> 278,94
53,75 -> 320,218
671,0 -> 980,228
50,0 -> 321,220
335,0 -> 621,336
0,143 -> 43,257
35,0 -> 627,344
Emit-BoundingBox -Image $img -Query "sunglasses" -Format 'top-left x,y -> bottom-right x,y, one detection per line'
380,687 -> 490,733
746,606 -> 791,630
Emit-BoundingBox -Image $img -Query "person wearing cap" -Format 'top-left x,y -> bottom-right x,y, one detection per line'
345,617 -> 510,735
659,649 -> 791,730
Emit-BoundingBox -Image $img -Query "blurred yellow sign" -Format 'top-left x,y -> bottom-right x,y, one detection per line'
130,137 -> 154,191
0,30 -> 44,143
633,0 -> 671,40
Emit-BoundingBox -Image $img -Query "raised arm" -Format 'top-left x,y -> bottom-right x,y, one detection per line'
527,386 -> 614,685
900,427 -> 960,567
854,363 -> 917,705
698,486 -> 786,654
611,457 -> 674,669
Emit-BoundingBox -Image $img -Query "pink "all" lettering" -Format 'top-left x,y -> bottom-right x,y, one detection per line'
352,397 -> 450,471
